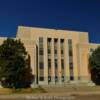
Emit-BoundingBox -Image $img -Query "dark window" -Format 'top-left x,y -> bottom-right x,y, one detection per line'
48,38 -> 51,42
61,49 -> 64,55
69,62 -> 73,69
60,39 -> 64,43
70,65 -> 74,80
54,39 -> 58,42
70,76 -> 74,80
69,50 -> 73,56
48,76 -> 51,82
48,59 -> 51,68
61,39 -> 64,57
48,49 -> 51,54
60,39 -> 64,49
39,77 -> 44,81
47,38 -> 51,48
55,59 -> 58,68
54,49 -> 57,54
39,62 -> 44,69
39,37 -> 44,81
54,39 -> 58,49
54,59 -> 58,78
68,39 -> 74,81
39,49 -> 43,55
62,76 -> 64,82
55,76 -> 58,82
61,59 -> 64,69
54,39 -> 58,57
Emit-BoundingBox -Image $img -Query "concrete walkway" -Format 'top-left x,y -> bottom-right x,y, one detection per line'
0,92 -> 100,100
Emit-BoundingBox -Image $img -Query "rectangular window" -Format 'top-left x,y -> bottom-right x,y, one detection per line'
39,49 -> 43,55
68,39 -> 74,80
48,58 -> 51,82
54,39 -> 58,82
48,76 -> 51,82
61,49 -> 64,55
39,37 -> 44,81
62,76 -> 64,82
61,59 -> 64,69
55,76 -> 58,82
55,59 -> 58,68
39,62 -> 44,69
39,77 -> 44,81
48,49 -> 51,54
54,49 -> 57,54
47,38 -> 52,83
60,39 -> 64,58
61,59 -> 64,82
48,59 -> 51,68
48,38 -> 51,45
69,50 -> 73,56
54,39 -> 58,58
55,59 -> 58,82
60,39 -> 64,49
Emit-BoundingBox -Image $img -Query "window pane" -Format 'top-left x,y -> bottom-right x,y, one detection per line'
68,39 -> 74,81
39,77 -> 44,81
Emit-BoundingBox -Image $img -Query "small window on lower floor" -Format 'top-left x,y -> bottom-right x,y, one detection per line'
55,76 -> 58,82
62,76 -> 64,82
48,76 -> 51,82
39,62 -> 44,69
39,77 -> 44,81
70,76 -> 74,80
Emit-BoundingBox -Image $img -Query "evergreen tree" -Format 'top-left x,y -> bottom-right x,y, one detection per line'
0,38 -> 34,88
89,47 -> 100,85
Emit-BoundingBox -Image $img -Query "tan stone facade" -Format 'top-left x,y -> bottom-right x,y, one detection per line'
0,26 -> 99,85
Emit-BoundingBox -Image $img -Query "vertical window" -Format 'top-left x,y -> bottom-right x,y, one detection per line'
48,59 -> 51,68
68,39 -> 74,80
61,39 -> 64,57
60,39 -> 64,82
47,38 -> 52,83
48,59 -> 51,76
39,77 -> 44,81
39,37 -> 44,81
61,59 -> 64,69
55,59 -> 58,68
55,59 -> 58,82
48,59 -> 51,82
61,59 -> 64,82
54,39 -> 58,57
47,38 -> 51,54
54,39 -> 58,82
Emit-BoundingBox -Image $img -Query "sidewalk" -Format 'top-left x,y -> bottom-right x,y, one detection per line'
0,92 -> 100,100
0,86 -> 100,99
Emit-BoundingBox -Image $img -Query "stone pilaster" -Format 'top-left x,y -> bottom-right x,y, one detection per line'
64,39 -> 70,83
72,41 -> 78,82
43,37 -> 48,85
58,39 -> 62,84
51,38 -> 55,84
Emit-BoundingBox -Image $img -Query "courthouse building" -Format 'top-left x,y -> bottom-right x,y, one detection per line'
0,26 -> 99,85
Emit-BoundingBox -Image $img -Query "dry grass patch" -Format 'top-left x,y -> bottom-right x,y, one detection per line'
0,87 -> 47,94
